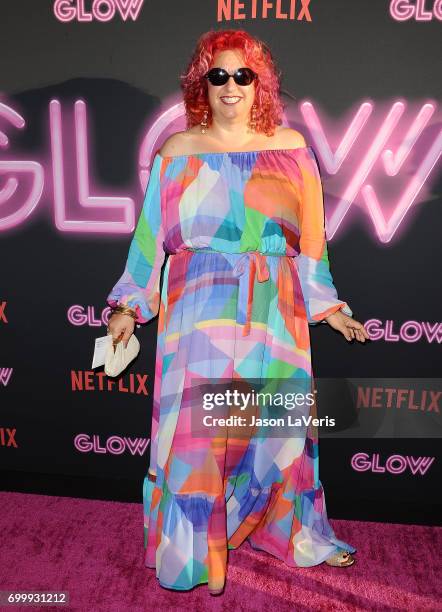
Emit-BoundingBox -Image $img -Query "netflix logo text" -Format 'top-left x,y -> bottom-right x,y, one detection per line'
71,370 -> 149,394
0,301 -> 7,323
356,386 -> 440,413
0,427 -> 17,448
217,0 -> 313,22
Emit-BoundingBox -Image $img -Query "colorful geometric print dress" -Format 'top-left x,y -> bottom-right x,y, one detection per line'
107,145 -> 356,593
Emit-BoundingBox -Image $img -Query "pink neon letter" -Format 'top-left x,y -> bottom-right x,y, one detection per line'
0,102 -> 44,231
53,0 -> 77,22
415,0 -> 433,20
351,452 -> 371,471
390,0 -> 415,20
74,434 -> 93,452
93,0 -> 115,21
114,0 -> 145,20
77,0 -> 93,21
50,99 -> 135,233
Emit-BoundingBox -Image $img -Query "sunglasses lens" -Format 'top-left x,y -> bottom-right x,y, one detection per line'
234,68 -> 256,85
206,69 -> 228,86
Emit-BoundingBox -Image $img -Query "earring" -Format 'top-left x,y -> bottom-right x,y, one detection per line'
200,108 -> 209,134
249,104 -> 257,131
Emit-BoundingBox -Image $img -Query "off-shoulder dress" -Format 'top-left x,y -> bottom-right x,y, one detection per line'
107,146 -> 356,592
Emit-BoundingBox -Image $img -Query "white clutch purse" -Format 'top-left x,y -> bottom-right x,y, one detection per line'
104,333 -> 140,377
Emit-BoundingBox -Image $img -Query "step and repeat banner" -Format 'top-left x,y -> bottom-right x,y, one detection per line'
0,1 -> 441,524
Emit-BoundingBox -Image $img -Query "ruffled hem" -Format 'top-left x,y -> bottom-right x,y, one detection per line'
143,476 -> 214,590
142,474 -> 356,591
245,479 -> 357,566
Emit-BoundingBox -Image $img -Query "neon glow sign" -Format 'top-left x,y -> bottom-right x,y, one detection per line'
74,433 -> 150,455
351,452 -> 434,475
389,0 -> 442,20
363,319 -> 442,344
53,0 -> 146,22
68,304 -> 114,326
0,96 -> 440,241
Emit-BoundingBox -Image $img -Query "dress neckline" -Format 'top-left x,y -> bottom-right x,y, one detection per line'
157,146 -> 313,160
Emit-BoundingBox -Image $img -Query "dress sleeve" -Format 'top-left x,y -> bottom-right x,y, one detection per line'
295,147 -> 353,326
106,153 -> 166,324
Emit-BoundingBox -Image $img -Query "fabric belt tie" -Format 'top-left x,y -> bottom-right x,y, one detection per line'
231,251 -> 270,336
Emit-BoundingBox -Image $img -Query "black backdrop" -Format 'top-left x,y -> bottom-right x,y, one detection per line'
0,0 -> 441,525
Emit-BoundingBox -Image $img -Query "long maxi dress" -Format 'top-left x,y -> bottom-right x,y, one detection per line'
107,146 -> 356,592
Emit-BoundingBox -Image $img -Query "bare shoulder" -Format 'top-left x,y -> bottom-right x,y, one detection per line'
159,127 -> 201,157
159,131 -> 191,157
273,127 -> 307,150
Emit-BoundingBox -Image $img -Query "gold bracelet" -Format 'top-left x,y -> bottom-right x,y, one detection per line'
113,305 -> 137,316
111,305 -> 138,320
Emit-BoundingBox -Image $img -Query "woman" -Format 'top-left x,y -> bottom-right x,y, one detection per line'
106,29 -> 369,594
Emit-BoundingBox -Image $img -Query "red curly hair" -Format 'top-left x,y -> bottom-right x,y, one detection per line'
180,29 -> 284,137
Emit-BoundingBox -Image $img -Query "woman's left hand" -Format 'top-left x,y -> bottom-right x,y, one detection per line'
324,310 -> 370,343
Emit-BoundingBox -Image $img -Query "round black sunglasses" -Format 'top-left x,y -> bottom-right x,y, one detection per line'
205,67 -> 257,87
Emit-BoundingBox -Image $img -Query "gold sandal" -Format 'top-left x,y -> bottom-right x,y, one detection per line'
324,547 -> 355,567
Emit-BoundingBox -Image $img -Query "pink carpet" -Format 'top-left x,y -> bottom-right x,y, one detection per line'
0,491 -> 440,611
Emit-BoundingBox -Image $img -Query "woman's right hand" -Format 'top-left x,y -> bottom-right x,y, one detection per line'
107,313 -> 136,348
